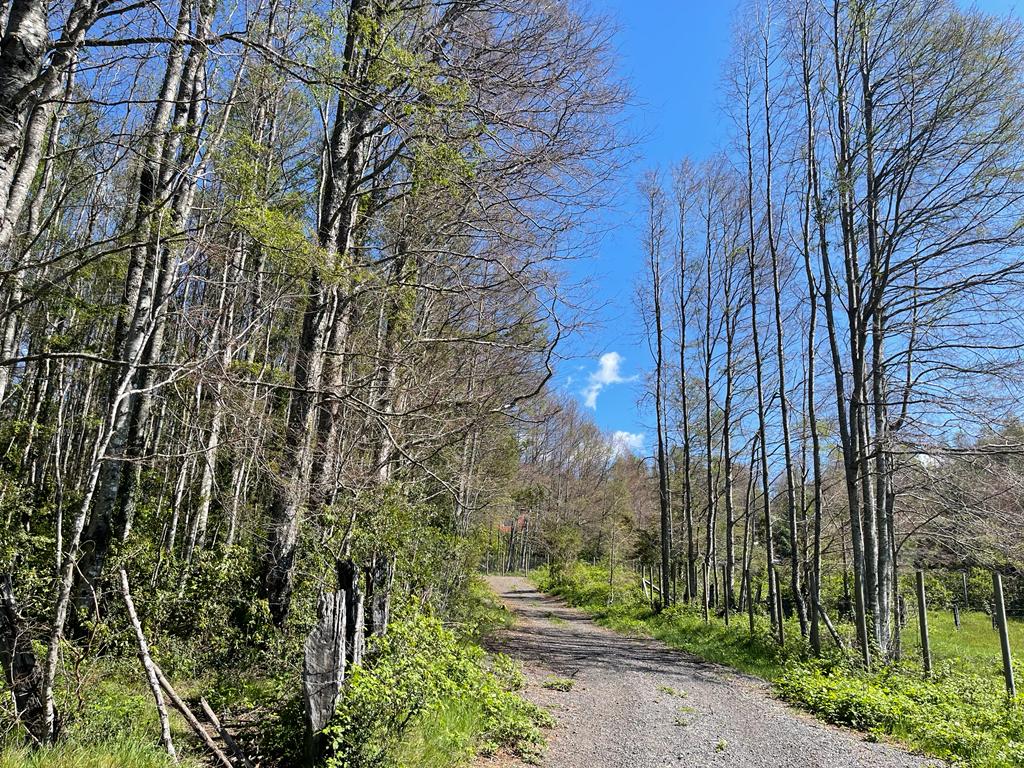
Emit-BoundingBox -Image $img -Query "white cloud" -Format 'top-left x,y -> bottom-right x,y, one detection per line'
610,430 -> 644,457
582,351 -> 631,409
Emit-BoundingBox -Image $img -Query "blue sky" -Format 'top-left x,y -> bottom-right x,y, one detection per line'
557,0 -> 1021,457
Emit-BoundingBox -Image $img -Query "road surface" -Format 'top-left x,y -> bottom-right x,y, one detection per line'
482,575 -> 937,768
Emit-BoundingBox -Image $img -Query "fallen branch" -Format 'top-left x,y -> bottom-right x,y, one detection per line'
152,665 -> 234,768
200,697 -> 254,768
118,569 -> 176,762
816,603 -> 848,653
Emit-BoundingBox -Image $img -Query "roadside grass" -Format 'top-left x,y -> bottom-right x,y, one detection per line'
392,697 -> 483,768
534,562 -> 1024,768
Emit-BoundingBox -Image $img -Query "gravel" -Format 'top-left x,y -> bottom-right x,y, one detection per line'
481,575 -> 940,768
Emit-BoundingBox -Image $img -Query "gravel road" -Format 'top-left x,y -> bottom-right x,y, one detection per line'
482,575 -> 939,768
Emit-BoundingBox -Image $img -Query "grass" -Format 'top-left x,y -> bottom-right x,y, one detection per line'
541,677 -> 575,692
535,562 -> 1024,768
656,684 -> 687,697
393,697 -> 482,768
901,604 -> 1024,674
0,577 -> 535,768
0,670 -> 206,768
0,741 -> 193,768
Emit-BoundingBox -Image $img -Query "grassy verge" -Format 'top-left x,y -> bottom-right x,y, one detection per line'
535,562 -> 1024,768
0,741 -> 187,768
323,576 -> 550,768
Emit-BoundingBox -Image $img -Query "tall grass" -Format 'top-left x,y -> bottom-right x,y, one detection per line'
392,697 -> 482,768
902,603 -> 1024,678
0,741 -> 195,768
1,666 -> 207,768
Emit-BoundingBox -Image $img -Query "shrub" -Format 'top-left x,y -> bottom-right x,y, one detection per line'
323,612 -> 549,768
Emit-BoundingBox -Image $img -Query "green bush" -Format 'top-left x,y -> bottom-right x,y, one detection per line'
323,612 -> 549,768
776,666 -> 911,732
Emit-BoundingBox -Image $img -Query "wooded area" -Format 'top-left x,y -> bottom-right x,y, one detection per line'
2,0 -> 1024,765
495,0 -> 1024,763
509,0 -> 1024,666
627,0 -> 1024,662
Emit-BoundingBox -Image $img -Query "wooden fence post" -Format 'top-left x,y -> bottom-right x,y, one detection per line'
993,571 -> 1016,699
952,603 -> 960,630
746,569 -> 755,635
702,561 -> 710,624
774,566 -> 785,646
722,564 -> 730,626
916,570 -> 932,677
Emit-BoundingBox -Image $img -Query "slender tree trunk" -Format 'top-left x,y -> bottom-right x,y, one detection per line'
675,188 -> 697,600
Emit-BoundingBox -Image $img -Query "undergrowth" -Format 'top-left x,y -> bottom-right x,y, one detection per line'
0,670 -> 206,768
537,562 -> 1024,768
0,741 -> 191,768
0,575 -> 539,768
323,610 -> 550,768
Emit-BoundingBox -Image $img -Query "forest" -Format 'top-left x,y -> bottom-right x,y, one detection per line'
1,0 -> 1024,766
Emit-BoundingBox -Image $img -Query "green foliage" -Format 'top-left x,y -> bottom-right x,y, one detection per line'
930,568 -> 1001,612
233,202 -> 323,276
0,740 -> 194,768
776,666 -> 912,732
323,612 -> 549,768
539,522 -> 583,587
390,697 -> 481,768
259,690 -> 307,767
113,548 -> 288,679
345,484 -> 422,566
777,663 -> 1024,766
445,576 -> 515,643
409,141 -> 476,195
490,653 -> 526,692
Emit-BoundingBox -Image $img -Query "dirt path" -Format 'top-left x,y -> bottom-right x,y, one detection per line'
482,576 -> 939,768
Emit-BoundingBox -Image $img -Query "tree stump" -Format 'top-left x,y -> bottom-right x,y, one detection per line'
303,590 -> 347,758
